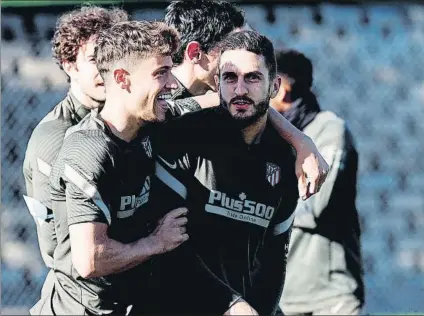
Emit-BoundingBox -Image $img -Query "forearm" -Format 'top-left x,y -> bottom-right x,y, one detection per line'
88,236 -> 159,278
191,92 -> 219,109
268,106 -> 309,150
70,222 -> 161,279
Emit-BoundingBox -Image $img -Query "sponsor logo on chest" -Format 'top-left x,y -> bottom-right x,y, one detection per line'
205,190 -> 275,228
118,176 -> 150,218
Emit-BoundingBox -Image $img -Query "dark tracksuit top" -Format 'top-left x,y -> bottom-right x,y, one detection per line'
23,92 -> 90,269
149,106 -> 299,315
48,111 -> 157,315
23,82 -> 198,271
45,96 -> 202,315
23,92 -> 93,315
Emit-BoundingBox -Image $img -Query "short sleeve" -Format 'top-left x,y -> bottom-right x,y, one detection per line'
58,132 -> 114,226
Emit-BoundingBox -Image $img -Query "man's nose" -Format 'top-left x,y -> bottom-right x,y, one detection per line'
235,79 -> 248,96
166,73 -> 178,89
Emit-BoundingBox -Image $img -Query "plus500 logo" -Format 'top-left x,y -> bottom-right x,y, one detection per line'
208,190 -> 274,220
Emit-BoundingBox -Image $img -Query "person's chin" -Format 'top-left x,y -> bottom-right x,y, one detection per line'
154,100 -> 168,122
90,91 -> 106,103
232,110 -> 264,127
154,112 -> 166,123
233,114 -> 253,122
94,97 -> 106,104
230,107 -> 253,120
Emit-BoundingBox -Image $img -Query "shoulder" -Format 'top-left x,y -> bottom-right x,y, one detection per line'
65,111 -> 104,139
308,111 -> 357,166
316,111 -> 346,133
26,95 -> 79,153
310,111 -> 347,138
155,107 -> 217,143
307,111 -> 353,148
168,107 -> 217,127
59,115 -> 113,174
25,112 -> 72,166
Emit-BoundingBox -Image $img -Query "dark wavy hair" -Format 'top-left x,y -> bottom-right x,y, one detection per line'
52,5 -> 128,70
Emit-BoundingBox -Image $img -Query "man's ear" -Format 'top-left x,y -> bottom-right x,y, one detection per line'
214,74 -> 220,90
62,61 -> 76,79
270,75 -> 281,99
114,68 -> 131,92
185,41 -> 201,64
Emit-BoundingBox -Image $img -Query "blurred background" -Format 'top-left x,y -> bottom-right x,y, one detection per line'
2,0 -> 424,314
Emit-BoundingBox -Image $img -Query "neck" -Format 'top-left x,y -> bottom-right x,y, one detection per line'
70,81 -> 102,109
172,64 -> 209,96
241,114 -> 268,146
100,94 -> 145,142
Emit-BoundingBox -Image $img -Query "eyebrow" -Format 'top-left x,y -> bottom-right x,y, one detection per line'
245,71 -> 264,77
152,65 -> 171,74
222,70 -> 237,76
222,70 -> 264,77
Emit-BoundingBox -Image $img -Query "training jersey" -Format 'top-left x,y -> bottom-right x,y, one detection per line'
49,111 -> 156,315
150,106 -> 299,315
23,92 -> 91,268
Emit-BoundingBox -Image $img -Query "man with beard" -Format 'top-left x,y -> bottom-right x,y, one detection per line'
151,31 -> 298,315
22,6 -> 129,314
47,21 -> 189,315
271,50 -> 364,315
163,0 -> 329,199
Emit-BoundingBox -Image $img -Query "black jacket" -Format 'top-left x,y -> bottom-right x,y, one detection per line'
150,107 -> 299,314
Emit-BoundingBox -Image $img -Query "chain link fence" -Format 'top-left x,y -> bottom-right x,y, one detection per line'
2,2 -> 424,314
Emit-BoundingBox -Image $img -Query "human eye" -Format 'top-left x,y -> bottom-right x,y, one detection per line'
155,68 -> 169,77
246,73 -> 260,82
222,72 -> 237,83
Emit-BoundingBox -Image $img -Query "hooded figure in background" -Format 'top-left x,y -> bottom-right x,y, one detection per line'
271,49 -> 364,316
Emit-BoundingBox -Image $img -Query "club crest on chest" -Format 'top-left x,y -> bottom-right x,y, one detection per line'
266,162 -> 281,187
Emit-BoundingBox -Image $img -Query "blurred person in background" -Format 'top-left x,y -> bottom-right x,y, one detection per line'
161,0 -> 329,204
47,20 -> 189,315
271,49 -> 364,315
22,5 -> 129,314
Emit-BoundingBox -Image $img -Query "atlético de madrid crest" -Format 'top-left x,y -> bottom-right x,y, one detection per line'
266,162 -> 281,187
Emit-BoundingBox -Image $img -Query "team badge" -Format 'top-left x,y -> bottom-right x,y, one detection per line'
266,162 -> 281,187
141,136 -> 152,158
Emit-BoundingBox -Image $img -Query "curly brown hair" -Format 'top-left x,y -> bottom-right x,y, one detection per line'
52,5 -> 128,70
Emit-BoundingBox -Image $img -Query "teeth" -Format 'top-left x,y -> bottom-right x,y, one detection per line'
157,94 -> 172,100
